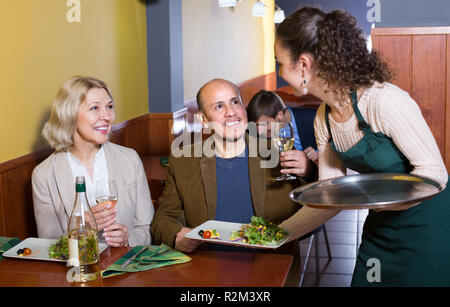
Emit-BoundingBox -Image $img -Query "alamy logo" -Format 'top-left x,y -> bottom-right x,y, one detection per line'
366,258 -> 381,283
66,0 -> 81,23
66,266 -> 81,282
366,0 -> 381,23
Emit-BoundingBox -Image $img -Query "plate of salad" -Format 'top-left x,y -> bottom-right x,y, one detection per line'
2,237 -> 108,262
184,216 -> 289,249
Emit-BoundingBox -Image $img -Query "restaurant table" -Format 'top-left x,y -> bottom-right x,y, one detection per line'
0,246 -> 293,287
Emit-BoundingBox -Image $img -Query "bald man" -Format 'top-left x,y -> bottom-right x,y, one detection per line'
151,79 -> 313,255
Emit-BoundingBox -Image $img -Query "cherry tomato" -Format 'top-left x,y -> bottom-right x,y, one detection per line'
23,248 -> 32,256
203,230 -> 212,239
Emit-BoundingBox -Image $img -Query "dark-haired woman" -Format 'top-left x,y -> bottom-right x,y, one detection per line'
277,7 -> 450,286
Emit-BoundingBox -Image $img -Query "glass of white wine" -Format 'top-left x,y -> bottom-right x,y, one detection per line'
95,179 -> 118,244
273,122 -> 296,181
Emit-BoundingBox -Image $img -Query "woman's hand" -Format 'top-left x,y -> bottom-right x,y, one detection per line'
280,150 -> 311,177
103,223 -> 129,247
175,227 -> 202,253
91,202 -> 117,231
304,146 -> 318,163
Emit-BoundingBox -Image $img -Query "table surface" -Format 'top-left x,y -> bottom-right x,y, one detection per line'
0,246 -> 293,287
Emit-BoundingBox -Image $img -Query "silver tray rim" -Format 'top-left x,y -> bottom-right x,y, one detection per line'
289,173 -> 446,210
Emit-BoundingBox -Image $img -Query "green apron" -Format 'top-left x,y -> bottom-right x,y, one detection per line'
325,91 -> 450,286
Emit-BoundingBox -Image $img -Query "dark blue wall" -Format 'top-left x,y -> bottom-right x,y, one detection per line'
378,0 -> 450,28
276,0 -> 372,34
146,0 -> 184,113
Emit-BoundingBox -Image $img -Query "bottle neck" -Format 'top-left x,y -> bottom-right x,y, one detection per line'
76,183 -> 86,193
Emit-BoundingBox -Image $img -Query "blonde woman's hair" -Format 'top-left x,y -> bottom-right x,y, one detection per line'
42,76 -> 112,151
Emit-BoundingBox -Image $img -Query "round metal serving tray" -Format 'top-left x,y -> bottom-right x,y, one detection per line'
289,173 -> 445,210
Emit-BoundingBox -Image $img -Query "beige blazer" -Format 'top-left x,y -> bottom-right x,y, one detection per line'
32,142 -> 154,246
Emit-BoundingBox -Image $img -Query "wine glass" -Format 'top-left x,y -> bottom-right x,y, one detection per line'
95,179 -> 118,243
272,122 -> 296,181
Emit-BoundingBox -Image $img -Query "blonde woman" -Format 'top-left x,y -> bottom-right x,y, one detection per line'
32,76 -> 154,247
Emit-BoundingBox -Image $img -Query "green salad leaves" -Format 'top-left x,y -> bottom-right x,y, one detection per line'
48,235 -> 69,260
230,216 -> 288,246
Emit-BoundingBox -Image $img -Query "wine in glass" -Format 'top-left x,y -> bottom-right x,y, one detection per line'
95,179 -> 118,243
273,122 -> 296,181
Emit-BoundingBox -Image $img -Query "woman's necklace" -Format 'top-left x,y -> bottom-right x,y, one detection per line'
329,88 -> 366,123
330,100 -> 354,123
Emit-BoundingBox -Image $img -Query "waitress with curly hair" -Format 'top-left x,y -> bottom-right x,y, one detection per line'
277,7 -> 450,286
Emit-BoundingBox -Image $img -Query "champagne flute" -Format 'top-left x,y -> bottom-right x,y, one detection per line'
273,122 -> 296,181
95,179 -> 118,243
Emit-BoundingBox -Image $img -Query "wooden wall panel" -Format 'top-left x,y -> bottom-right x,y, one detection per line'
372,27 -> 450,173
110,114 -> 152,157
411,35 -> 446,156
379,35 -> 411,93
0,149 -> 51,238
238,72 -> 277,106
123,122 -> 150,155
148,115 -> 174,157
1,164 -> 39,239
274,86 -> 322,109
371,34 -> 380,55
446,34 -> 450,173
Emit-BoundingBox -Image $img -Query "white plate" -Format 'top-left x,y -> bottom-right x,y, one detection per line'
184,220 -> 289,249
2,237 -> 108,262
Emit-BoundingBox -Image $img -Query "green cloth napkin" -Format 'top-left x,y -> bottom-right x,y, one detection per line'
0,237 -> 21,260
101,244 -> 191,278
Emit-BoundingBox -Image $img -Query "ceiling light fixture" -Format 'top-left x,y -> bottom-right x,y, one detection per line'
252,0 -> 266,17
274,5 -> 285,23
218,0 -> 237,8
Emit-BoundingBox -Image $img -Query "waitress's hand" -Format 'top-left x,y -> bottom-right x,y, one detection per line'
103,223 -> 129,247
280,150 -> 313,177
304,146 -> 318,163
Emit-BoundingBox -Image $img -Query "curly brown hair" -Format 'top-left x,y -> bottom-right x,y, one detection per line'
276,6 -> 391,100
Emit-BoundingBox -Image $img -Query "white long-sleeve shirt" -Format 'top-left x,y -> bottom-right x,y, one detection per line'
66,146 -> 109,207
314,82 -> 448,186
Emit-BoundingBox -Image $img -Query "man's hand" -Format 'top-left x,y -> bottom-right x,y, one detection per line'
280,150 -> 312,177
175,227 -> 202,253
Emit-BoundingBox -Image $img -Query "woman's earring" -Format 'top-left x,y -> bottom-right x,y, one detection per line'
302,79 -> 308,95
